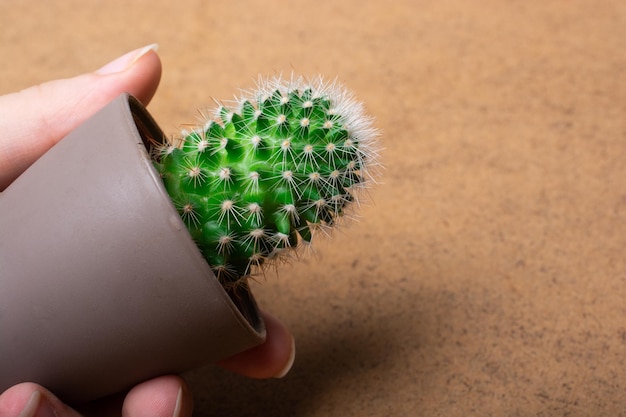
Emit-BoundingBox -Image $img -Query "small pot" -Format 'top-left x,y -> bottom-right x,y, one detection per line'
0,94 -> 266,403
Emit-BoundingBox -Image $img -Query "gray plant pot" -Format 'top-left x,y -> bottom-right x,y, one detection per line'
0,94 -> 266,403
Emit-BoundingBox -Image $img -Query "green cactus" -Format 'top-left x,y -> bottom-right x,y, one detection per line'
152,75 -> 379,286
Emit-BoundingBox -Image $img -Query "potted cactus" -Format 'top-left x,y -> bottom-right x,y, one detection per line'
0,75 -> 379,402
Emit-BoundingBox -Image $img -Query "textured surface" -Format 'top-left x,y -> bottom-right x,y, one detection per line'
1,1 -> 625,415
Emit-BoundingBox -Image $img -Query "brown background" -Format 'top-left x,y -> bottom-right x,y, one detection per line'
1,1 -> 625,415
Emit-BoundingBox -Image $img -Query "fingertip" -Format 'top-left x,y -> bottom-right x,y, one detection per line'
122,375 -> 192,417
0,383 -> 79,417
113,47 -> 162,106
0,383 -> 40,417
217,311 -> 296,379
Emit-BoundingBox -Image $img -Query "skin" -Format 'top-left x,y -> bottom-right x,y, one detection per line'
0,47 -> 295,417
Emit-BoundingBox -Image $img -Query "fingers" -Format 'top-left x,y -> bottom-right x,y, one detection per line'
0,383 -> 82,417
0,377 -> 192,417
0,44 -> 162,190
217,311 -> 296,379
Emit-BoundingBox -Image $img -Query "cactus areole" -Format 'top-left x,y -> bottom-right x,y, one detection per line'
152,76 -> 380,286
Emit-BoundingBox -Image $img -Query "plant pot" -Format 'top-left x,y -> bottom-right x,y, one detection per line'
0,94 -> 266,403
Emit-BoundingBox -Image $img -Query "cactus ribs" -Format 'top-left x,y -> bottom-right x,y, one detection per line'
153,75 -> 380,285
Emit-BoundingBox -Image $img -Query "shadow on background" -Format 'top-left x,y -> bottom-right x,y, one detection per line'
183,285 -> 422,417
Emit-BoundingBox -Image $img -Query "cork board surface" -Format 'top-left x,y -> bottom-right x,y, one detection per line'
1,1 -> 625,415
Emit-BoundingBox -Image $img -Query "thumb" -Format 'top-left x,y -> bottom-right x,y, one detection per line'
0,44 -> 162,190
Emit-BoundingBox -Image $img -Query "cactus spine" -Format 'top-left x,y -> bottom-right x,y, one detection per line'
153,75 -> 379,286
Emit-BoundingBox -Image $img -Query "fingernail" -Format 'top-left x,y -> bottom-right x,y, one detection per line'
172,385 -> 190,417
274,335 -> 296,378
96,43 -> 159,75
18,391 -> 57,417
171,386 -> 182,417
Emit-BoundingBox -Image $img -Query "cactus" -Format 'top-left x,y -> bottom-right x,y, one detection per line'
152,75 -> 380,286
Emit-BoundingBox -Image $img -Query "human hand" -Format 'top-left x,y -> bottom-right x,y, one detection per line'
0,45 -> 295,417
